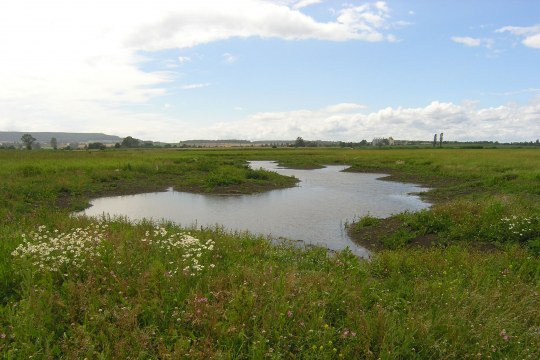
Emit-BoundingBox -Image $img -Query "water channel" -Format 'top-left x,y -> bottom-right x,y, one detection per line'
79,161 -> 430,257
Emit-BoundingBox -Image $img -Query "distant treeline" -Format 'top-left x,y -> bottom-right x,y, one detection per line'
0,131 -> 121,144
1,132 -> 539,150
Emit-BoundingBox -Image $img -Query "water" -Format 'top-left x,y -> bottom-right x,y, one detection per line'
79,161 -> 430,257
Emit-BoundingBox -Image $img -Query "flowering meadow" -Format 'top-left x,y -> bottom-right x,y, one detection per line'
0,147 -> 539,358
12,223 -> 107,275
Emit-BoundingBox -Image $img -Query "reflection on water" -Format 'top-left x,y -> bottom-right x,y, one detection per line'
79,161 -> 430,257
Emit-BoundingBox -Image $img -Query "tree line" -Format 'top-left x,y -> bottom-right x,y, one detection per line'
2,133 -> 539,150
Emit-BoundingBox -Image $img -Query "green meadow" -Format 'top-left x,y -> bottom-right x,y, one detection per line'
0,147 -> 539,358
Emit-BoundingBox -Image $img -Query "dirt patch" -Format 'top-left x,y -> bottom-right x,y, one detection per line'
409,233 -> 439,248
348,216 -> 501,253
348,217 -> 440,251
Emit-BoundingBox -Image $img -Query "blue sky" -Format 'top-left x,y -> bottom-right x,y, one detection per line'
1,0 -> 539,142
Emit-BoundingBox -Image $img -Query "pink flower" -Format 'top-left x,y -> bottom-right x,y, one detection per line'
287,310 -> 293,318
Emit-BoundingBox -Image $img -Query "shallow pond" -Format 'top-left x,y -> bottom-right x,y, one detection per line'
80,161 -> 430,257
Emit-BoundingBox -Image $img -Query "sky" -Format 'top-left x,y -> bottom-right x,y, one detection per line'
1,0 -> 539,143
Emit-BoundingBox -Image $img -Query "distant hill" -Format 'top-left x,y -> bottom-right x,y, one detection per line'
0,132 -> 122,144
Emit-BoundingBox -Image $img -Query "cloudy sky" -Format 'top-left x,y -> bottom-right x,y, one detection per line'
1,0 -> 539,142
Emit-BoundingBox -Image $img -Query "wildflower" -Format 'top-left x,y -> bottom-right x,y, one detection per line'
144,226 -> 215,276
499,329 -> 509,341
12,224 -> 105,275
287,310 -> 293,318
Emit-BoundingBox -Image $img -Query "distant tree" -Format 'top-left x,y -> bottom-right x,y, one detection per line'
88,142 -> 106,150
21,133 -> 36,150
433,134 -> 437,148
121,136 -> 141,148
50,137 -> 58,150
294,137 -> 305,147
114,142 -> 121,149
439,133 -> 444,148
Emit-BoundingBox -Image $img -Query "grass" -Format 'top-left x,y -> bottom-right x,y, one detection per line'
0,147 -> 539,358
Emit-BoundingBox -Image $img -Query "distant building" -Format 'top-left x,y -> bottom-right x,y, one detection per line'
372,138 -> 383,146
372,137 -> 394,146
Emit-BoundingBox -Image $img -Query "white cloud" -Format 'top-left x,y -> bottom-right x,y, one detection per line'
496,24 -> 540,36
496,24 -> 540,49
523,34 -> 540,49
336,4 -> 391,42
0,0 -> 402,139
451,36 -> 494,50
374,1 -> 389,13
196,100 -> 540,142
182,83 -> 210,90
292,0 -> 322,10
126,1 -> 399,50
451,36 -> 482,47
222,53 -> 238,64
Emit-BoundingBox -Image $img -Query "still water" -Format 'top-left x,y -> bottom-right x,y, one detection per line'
80,161 -> 430,257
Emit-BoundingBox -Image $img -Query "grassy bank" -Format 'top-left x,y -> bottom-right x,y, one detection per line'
0,148 -> 539,358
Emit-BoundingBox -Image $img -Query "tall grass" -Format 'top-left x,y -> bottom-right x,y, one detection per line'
0,147 -> 539,358
2,218 -> 538,358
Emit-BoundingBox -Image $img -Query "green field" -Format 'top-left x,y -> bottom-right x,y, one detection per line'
0,147 -> 539,358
